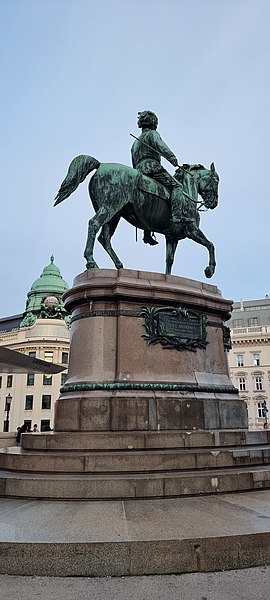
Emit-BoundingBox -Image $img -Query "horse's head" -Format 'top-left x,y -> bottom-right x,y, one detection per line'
198,163 -> 219,209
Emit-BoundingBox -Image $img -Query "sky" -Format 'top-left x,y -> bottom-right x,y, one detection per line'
1,0 -> 269,317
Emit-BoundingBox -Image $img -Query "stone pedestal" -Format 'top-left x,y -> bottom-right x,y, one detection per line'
54,269 -> 247,432
2,269 -> 261,501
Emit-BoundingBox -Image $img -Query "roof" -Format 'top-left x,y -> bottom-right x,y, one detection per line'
233,298 -> 270,310
30,255 -> 69,295
0,314 -> 22,333
228,297 -> 270,328
0,347 -> 65,374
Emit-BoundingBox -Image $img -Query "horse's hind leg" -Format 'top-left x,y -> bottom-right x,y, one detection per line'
84,206 -> 118,270
98,215 -> 123,269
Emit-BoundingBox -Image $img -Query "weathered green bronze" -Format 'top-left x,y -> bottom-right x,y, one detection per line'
20,312 -> 36,328
40,299 -> 69,320
68,308 -> 230,352
70,309 -> 142,324
54,111 -> 219,277
60,382 -> 238,394
140,305 -> 208,352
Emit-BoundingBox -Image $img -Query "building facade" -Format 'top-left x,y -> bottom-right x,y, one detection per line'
0,257 -> 71,432
228,298 -> 270,430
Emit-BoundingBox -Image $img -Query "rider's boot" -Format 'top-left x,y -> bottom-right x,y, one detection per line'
143,230 -> 158,246
170,186 -> 193,228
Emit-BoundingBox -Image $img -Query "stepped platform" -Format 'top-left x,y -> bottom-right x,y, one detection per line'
1,490 -> 270,576
1,430 -> 270,499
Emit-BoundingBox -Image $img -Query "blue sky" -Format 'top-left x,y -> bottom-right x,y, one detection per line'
1,0 -> 269,316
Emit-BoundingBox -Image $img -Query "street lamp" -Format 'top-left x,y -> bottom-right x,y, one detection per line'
4,393 -> 12,432
262,400 -> 269,429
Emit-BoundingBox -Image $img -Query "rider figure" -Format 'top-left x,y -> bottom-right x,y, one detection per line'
131,110 -> 186,245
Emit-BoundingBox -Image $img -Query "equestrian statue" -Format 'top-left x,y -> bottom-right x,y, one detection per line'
54,110 -> 219,277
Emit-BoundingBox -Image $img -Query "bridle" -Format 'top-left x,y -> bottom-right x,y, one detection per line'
197,171 -> 219,211
176,167 -> 218,212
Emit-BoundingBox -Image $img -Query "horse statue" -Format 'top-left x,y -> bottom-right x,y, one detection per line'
54,156 -> 219,277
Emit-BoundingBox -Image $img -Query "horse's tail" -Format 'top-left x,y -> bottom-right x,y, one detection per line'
54,155 -> 100,206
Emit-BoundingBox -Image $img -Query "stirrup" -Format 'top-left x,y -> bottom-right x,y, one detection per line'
143,232 -> 159,246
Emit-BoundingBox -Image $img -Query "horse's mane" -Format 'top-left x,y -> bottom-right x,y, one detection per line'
182,163 -> 206,171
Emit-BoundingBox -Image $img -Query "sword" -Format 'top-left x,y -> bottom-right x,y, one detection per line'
130,133 -> 196,203
130,133 -> 192,177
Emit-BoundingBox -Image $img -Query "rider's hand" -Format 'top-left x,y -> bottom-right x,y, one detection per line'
171,157 -> 178,168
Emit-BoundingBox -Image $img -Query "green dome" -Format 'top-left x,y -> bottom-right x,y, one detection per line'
30,256 -> 69,294
20,256 -> 70,324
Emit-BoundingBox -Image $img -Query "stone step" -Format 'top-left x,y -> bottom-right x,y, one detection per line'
1,492 -> 270,576
1,445 -> 270,474
21,429 -> 270,452
1,464 -> 270,499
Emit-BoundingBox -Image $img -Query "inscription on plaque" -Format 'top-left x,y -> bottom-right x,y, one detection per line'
158,313 -> 202,338
140,305 -> 208,352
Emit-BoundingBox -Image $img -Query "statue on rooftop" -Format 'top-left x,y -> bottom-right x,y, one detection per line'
40,297 -> 69,320
20,312 -> 36,328
54,111 -> 219,278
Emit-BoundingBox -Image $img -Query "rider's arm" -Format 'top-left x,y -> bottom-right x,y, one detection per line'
151,131 -> 178,167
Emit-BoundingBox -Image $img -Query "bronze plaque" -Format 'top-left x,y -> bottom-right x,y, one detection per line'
157,311 -> 202,338
140,305 -> 208,352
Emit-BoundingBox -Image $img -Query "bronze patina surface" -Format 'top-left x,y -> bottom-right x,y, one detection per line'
54,111 -> 219,278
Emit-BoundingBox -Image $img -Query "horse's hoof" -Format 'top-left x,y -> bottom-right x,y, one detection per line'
204,266 -> 214,278
86,261 -> 99,270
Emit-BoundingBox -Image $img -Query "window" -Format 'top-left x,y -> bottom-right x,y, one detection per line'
257,402 -> 266,418
252,353 -> 260,366
236,355 -> 244,367
61,373 -> 67,386
248,317 -> 258,326
0,376 -> 2,388
27,373 -> 35,386
61,352 -> 69,364
255,377 -> 263,391
28,351 -> 36,358
43,374 -> 52,386
42,395 -> 51,410
41,419 -> 51,432
25,395 -> 33,410
239,377 -> 246,391
7,375 -> 13,388
23,420 -> 32,431
44,351 -> 54,363
233,319 -> 243,327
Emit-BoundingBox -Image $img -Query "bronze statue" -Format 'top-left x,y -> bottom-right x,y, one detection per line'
54,112 -> 219,277
131,110 -> 189,246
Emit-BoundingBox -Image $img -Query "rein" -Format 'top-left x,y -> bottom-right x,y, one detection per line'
183,169 -> 216,212
181,170 -> 209,210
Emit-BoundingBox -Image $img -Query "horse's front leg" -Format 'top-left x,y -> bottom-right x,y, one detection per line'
165,236 -> 178,275
186,226 -> 216,278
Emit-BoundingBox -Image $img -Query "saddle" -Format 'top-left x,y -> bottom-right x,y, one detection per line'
137,173 -> 170,202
